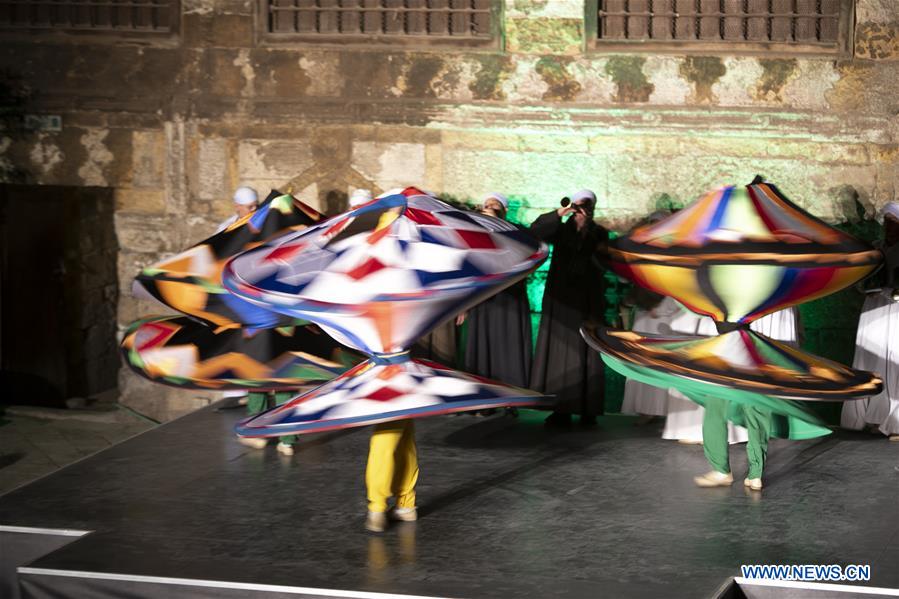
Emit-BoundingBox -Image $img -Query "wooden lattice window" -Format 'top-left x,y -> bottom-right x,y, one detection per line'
263,0 -> 499,47
589,0 -> 853,55
0,0 -> 177,33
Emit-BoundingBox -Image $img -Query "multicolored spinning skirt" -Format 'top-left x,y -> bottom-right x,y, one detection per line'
236,358 -> 551,436
122,190 -> 356,390
225,187 -> 552,436
134,191 -> 322,329
610,182 -> 881,324
122,316 -> 360,391
581,324 -> 881,401
224,188 -> 549,355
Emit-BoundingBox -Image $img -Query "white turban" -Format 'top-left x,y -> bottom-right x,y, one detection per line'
571,189 -> 596,205
882,202 -> 899,223
484,192 -> 509,210
232,186 -> 258,206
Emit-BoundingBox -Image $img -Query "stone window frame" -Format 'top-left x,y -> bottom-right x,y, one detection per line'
256,0 -> 503,51
0,0 -> 181,42
584,0 -> 854,58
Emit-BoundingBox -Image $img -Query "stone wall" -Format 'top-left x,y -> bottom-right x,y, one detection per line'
2,0 -> 897,420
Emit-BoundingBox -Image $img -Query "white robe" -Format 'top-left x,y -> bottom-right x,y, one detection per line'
660,307 -> 799,444
841,291 -> 899,436
620,297 -> 682,417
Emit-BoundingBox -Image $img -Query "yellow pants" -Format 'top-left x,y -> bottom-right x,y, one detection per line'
366,420 -> 418,513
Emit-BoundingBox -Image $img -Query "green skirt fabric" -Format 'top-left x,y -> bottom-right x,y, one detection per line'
603,355 -> 831,440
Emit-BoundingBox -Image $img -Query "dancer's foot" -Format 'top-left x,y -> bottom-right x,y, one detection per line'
544,412 -> 572,428
677,439 -> 703,445
744,477 -> 763,491
889,434 -> 899,442
366,511 -> 387,532
694,470 -> 733,487
276,442 -> 295,456
389,507 -> 418,522
634,414 -> 655,426
237,436 -> 268,450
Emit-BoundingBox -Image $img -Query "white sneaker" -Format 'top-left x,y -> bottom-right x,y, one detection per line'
744,477 -> 763,491
276,442 -> 294,456
237,436 -> 268,450
389,507 -> 417,522
366,511 -> 387,532
694,470 -> 734,487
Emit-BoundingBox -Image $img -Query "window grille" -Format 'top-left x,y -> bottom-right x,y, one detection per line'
265,0 -> 496,45
592,0 -> 852,54
0,0 -> 177,32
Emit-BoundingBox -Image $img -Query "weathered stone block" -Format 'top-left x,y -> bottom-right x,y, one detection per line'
115,188 -> 167,215
352,142 -> 426,190
441,130 -> 521,151
183,13 -> 254,49
856,0 -> 899,26
189,50 -> 250,98
76,128 -> 116,187
855,22 -> 899,60
253,50 -> 314,98
116,219 -> 179,253
131,130 -> 166,188
183,213 -> 227,245
505,17 -> 583,55
27,132 -> 66,182
298,54 -> 346,98
604,56 -> 654,103
78,288 -> 116,327
441,148 -> 603,214
521,133 -> 590,154
196,137 -> 231,200
238,139 -> 314,181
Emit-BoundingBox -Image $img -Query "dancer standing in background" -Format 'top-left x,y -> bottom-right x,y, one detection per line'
217,186 -> 258,232
842,202 -> 899,440
458,192 -> 533,389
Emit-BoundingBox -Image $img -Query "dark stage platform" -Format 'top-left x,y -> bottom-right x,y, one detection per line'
1,403 -> 898,599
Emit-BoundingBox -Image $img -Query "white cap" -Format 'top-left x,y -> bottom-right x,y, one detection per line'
571,189 -> 596,205
484,192 -> 509,210
882,202 -> 899,222
233,186 -> 258,206
349,189 -> 373,207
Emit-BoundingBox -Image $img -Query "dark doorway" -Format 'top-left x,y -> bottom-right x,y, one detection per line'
0,185 -> 119,407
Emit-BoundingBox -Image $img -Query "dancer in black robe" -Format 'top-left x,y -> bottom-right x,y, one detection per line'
459,193 -> 533,389
529,189 -> 608,427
